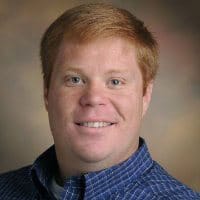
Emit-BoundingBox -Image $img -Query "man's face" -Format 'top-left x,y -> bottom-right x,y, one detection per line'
45,37 -> 153,168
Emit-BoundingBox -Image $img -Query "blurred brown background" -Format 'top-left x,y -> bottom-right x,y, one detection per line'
0,0 -> 199,191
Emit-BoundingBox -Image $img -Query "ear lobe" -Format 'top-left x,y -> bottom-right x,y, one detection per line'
142,81 -> 154,117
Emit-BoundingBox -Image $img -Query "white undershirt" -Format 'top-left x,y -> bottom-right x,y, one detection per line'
49,175 -> 64,200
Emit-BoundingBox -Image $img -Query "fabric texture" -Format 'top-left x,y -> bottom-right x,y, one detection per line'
49,175 -> 64,200
0,138 -> 200,200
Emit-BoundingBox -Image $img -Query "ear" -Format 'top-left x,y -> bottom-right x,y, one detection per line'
43,82 -> 49,112
142,81 -> 154,117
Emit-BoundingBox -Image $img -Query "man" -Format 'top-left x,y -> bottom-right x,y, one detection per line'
0,3 -> 199,200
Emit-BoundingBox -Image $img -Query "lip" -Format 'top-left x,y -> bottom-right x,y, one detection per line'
75,122 -> 115,128
74,118 -> 117,124
74,118 -> 118,133
74,122 -> 117,134
74,121 -> 117,128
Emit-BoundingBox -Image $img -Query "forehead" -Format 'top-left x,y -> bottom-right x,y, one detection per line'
54,36 -> 139,74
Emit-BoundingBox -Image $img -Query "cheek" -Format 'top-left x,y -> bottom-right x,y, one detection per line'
113,91 -> 144,127
47,89 -> 79,130
50,87 -> 79,111
108,94 -> 143,153
113,95 -> 143,152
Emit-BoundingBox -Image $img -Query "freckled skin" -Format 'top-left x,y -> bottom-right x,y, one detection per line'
44,37 -> 153,177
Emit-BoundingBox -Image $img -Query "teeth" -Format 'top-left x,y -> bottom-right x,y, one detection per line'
79,122 -> 112,128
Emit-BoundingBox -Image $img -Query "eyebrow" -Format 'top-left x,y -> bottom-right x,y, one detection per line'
62,66 -> 84,74
105,69 -> 130,75
60,66 -> 131,76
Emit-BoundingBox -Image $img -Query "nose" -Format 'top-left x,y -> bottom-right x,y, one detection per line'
79,83 -> 107,107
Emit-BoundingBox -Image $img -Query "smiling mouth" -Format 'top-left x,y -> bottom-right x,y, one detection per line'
76,122 -> 115,128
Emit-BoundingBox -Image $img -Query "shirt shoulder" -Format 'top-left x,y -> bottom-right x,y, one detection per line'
130,161 -> 200,199
0,166 -> 37,200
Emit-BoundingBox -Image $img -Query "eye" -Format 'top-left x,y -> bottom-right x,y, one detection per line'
65,75 -> 84,86
108,78 -> 124,89
110,79 -> 121,85
71,76 -> 81,83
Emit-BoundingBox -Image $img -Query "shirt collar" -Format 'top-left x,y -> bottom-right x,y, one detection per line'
30,145 -> 58,197
83,137 -> 153,198
30,138 -> 153,199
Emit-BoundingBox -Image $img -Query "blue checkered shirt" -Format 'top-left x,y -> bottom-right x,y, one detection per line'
0,138 -> 200,199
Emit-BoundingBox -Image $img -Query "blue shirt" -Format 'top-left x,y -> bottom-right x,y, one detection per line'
0,138 -> 199,199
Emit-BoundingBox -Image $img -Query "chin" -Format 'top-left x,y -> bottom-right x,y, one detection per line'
74,147 -> 111,164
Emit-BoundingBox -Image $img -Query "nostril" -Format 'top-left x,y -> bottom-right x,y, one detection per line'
79,93 -> 106,107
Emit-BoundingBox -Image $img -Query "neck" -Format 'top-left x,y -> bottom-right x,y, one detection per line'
54,140 -> 139,179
